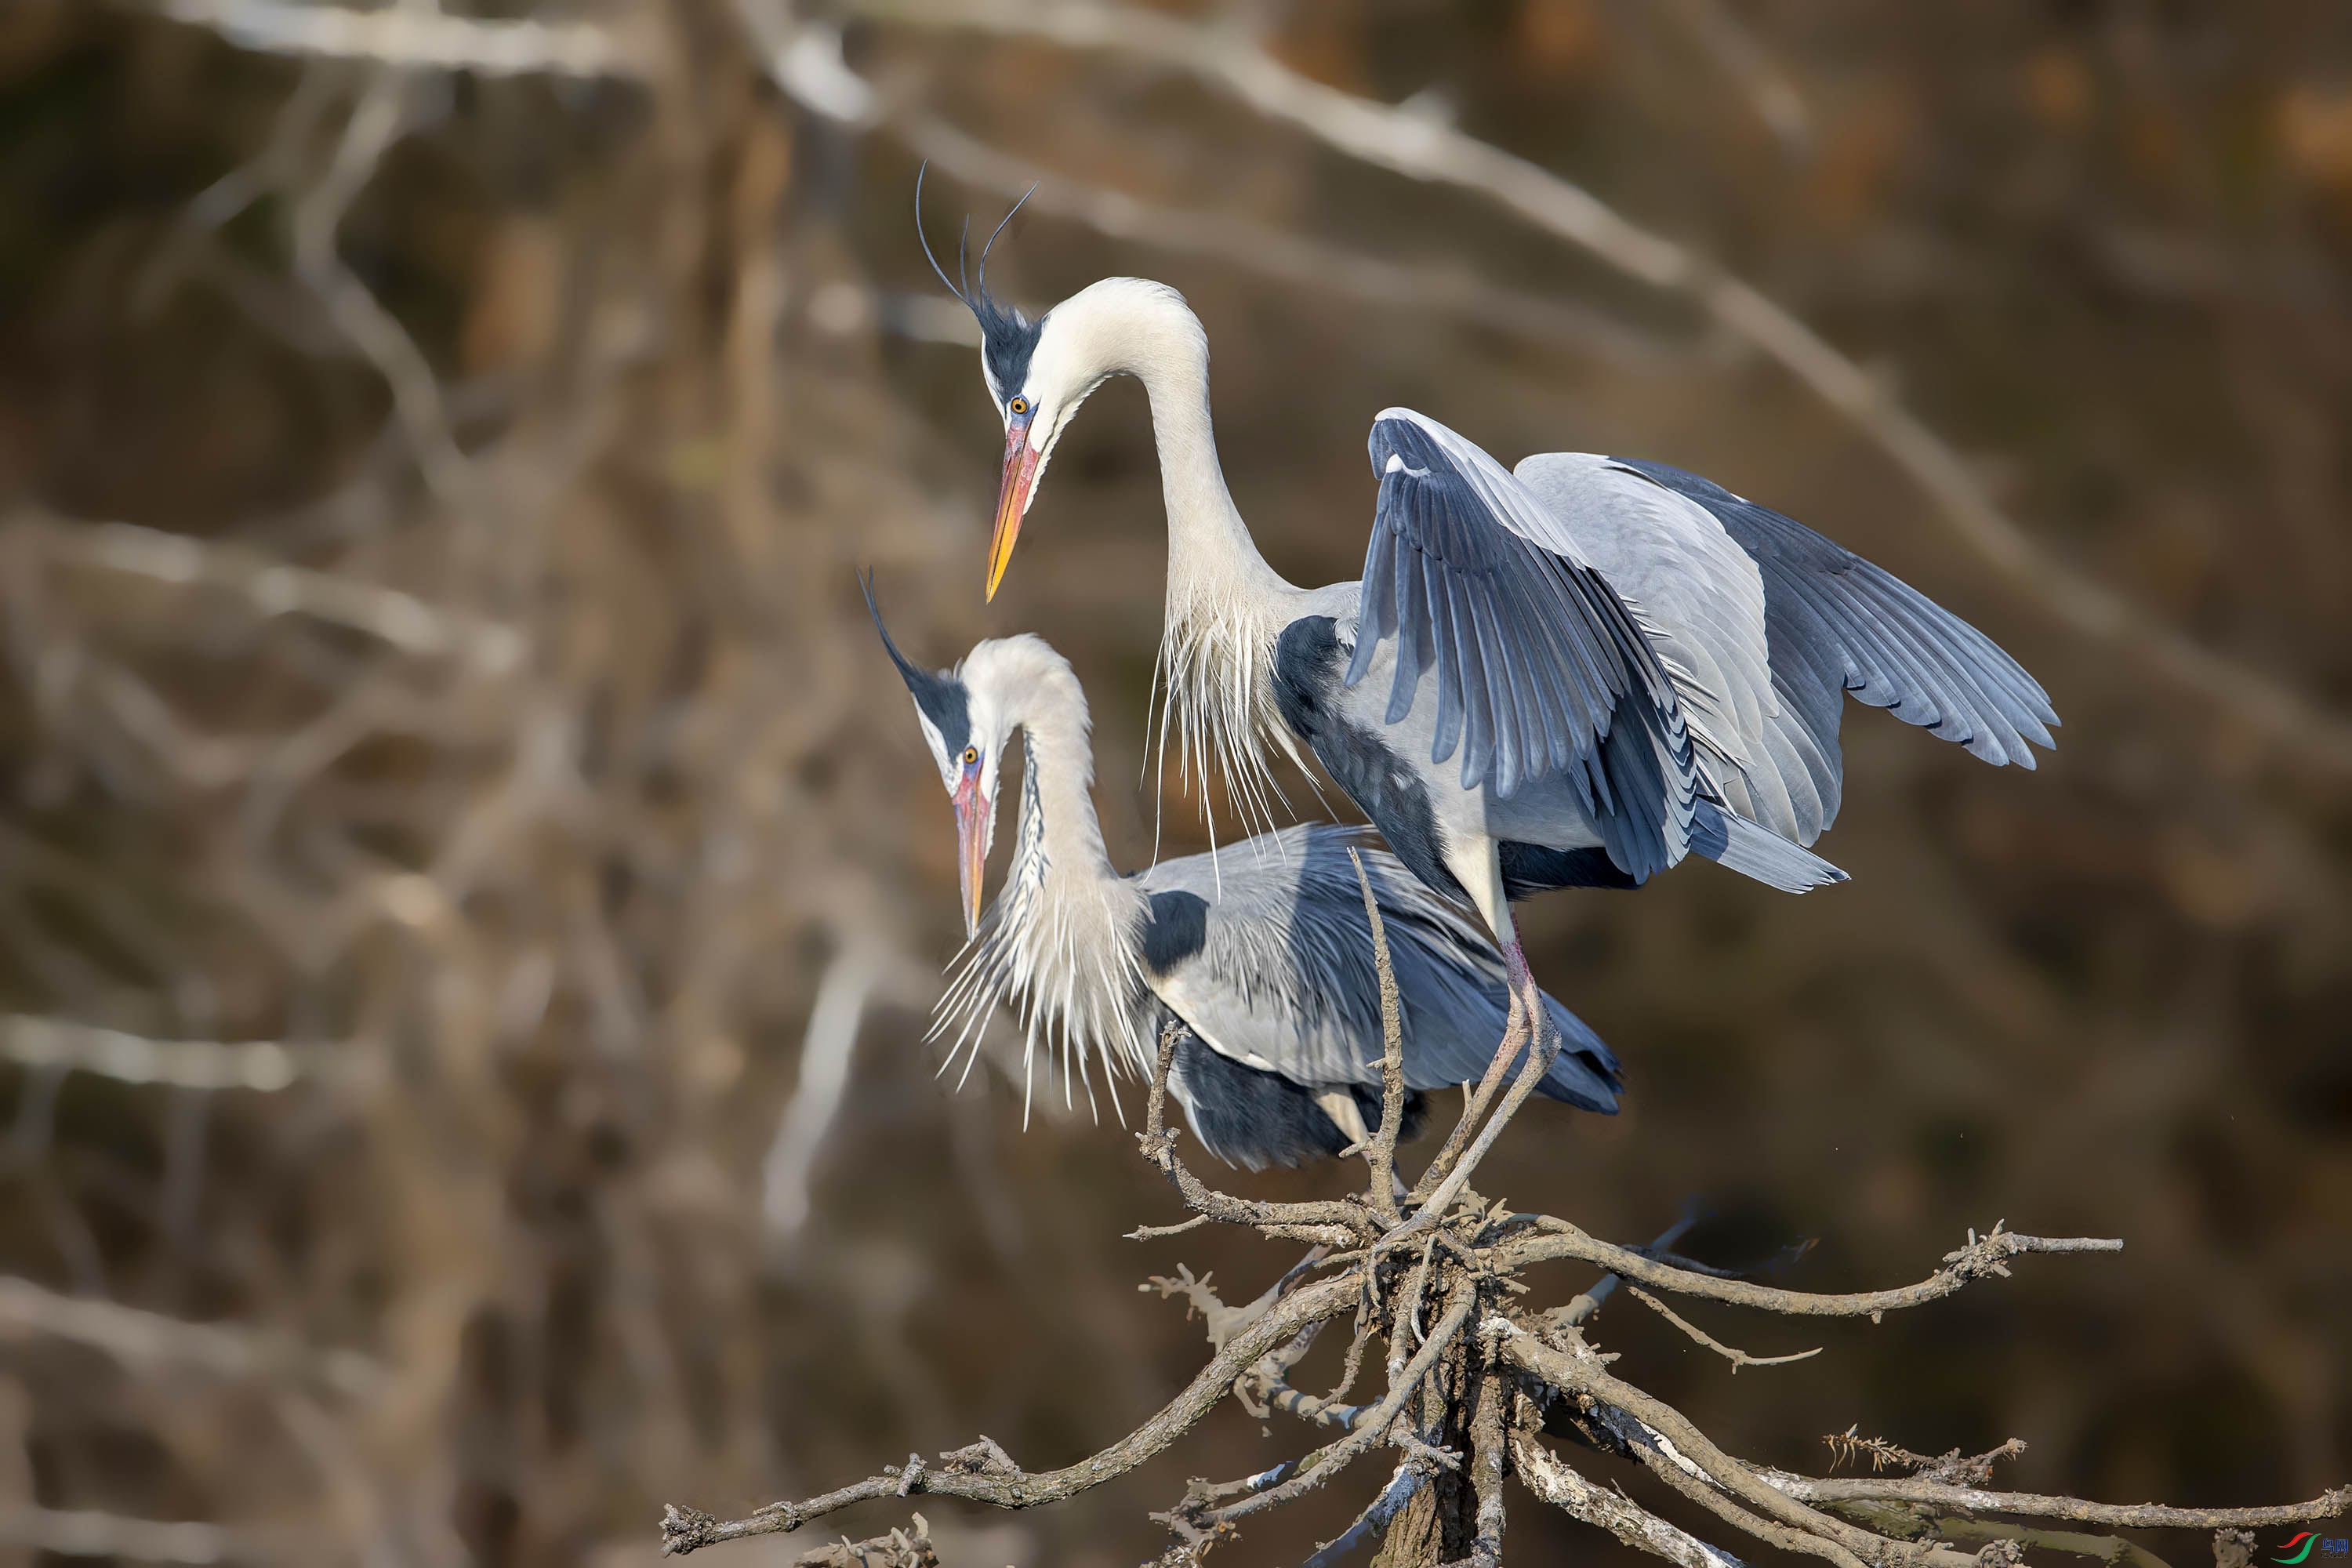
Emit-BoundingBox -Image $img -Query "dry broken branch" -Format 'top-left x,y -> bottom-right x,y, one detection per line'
659,881 -> 2337,1565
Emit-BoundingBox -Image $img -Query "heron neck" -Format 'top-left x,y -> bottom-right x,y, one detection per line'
1119,300 -> 1310,832
1007,679 -> 1120,894
1131,329 -> 1298,626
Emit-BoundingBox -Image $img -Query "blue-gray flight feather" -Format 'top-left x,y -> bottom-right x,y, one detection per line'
1346,409 -> 1700,882
1610,457 -> 2056,844
1134,826 -> 1621,1112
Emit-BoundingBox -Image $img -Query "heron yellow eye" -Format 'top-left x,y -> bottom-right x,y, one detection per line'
962,746 -> 979,764
1008,397 -> 1029,416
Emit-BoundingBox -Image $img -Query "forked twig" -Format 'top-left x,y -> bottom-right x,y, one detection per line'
1624,1287 -> 1823,1372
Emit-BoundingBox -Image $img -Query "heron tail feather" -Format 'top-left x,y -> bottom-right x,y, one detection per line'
1689,800 -> 1848,893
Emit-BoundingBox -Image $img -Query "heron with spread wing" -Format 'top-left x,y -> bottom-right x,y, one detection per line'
866,584 -> 1624,1171
944,256 -> 2056,1040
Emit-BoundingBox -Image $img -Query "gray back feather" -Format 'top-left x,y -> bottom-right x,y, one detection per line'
1138,825 -> 1619,1110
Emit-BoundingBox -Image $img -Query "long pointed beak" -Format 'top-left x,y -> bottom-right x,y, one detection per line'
953,779 -> 991,938
985,420 -> 1040,602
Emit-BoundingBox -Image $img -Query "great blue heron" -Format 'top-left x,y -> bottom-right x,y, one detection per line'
943,263 -> 2056,1032
866,584 -> 1624,1170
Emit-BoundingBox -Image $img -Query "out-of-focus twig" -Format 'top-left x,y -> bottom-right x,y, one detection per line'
0,1016 -> 323,1094
0,1274 -> 381,1398
761,945 -> 884,1241
0,1508 -> 238,1565
1658,0 -> 1811,158
293,67 -> 475,510
159,0 -> 640,79
18,516 -> 521,670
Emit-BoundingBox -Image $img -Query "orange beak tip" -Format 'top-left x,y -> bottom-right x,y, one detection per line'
985,435 -> 1037,604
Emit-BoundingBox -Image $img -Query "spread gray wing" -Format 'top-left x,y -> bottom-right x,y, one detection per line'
1505,452 -> 1780,825
1606,457 -> 2058,844
1348,408 -> 1700,884
1135,826 -> 1620,1112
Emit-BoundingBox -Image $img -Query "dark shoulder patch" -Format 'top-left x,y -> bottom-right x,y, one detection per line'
1275,615 -> 1458,902
1272,615 -> 1341,741
1498,842 -> 1642,900
1139,889 -> 1210,976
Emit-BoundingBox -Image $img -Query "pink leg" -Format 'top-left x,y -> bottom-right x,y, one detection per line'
1462,938 -> 1541,1112
1504,938 -> 1553,1054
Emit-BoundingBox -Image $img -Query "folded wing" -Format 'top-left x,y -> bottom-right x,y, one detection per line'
1135,827 -> 1621,1112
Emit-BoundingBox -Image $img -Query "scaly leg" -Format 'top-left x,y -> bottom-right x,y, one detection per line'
1403,839 -> 1570,1213
1470,937 -> 1556,1120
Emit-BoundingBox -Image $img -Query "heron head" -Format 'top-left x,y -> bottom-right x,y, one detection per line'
863,575 -> 1004,938
972,278 -> 1202,601
931,243 -> 1192,598
919,181 -> 1208,598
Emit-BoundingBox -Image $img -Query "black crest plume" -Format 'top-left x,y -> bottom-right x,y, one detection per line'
913,165 -> 1044,400
861,570 -> 971,759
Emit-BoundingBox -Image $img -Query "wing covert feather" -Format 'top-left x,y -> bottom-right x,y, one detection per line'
1134,827 -> 1621,1108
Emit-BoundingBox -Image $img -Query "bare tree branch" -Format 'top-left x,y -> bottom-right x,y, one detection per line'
1209,1277 -> 1479,1525
1513,1433 -> 1747,1568
1624,1286 -> 1824,1372
1759,1472 -> 2352,1530
784,1513 -> 939,1568
1303,1461 -> 1424,1568
1347,848 -> 1407,1223
1501,1219 -> 2122,1319
659,1272 -> 1360,1554
1494,1316 -> 1976,1568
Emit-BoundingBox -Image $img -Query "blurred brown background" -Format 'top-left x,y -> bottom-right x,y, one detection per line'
1,1 -> 2349,1563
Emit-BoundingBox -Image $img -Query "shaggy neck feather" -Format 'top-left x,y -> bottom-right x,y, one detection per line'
1080,285 -> 1313,829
